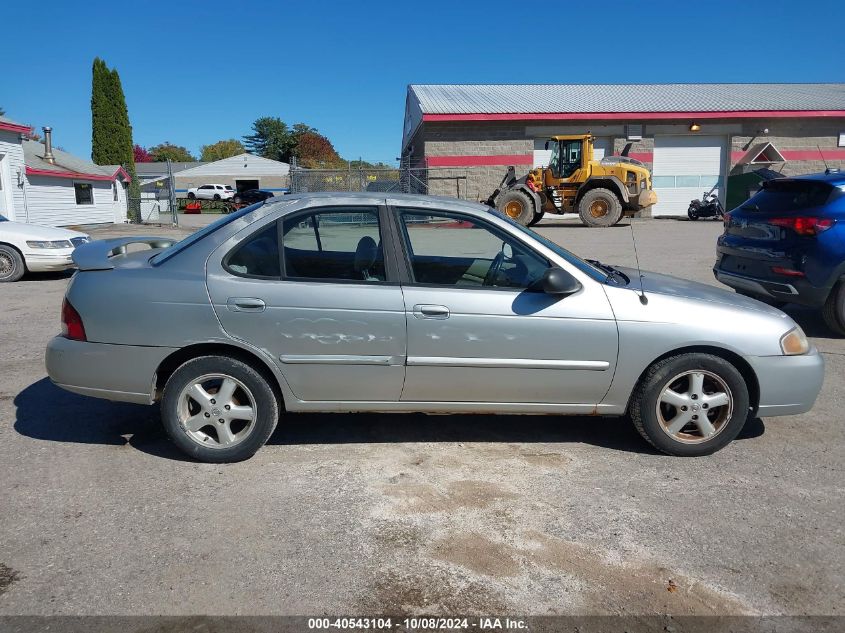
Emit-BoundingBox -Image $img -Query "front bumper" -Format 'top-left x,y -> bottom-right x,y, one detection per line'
46,336 -> 178,404
24,251 -> 75,272
747,348 -> 825,417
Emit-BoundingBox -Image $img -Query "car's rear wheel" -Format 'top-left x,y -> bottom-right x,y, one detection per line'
161,355 -> 279,462
0,245 -> 25,283
822,281 -> 845,335
629,353 -> 750,456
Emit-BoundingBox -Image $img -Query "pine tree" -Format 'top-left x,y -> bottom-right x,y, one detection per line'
91,58 -> 140,217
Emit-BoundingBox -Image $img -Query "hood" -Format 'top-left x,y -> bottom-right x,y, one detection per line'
613,266 -> 786,317
0,220 -> 88,241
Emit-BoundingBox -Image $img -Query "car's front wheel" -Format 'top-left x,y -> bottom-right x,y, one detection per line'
0,245 -> 25,282
161,355 -> 280,462
629,353 -> 750,456
187,192 -> 196,200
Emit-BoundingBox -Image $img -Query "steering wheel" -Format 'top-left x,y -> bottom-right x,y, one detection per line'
484,251 -> 506,287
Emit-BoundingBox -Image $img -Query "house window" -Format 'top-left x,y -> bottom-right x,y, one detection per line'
75,182 -> 93,205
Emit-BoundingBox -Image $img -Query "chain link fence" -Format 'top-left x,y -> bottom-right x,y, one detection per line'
290,161 -> 468,199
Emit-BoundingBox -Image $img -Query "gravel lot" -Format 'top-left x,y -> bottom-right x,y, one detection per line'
0,213 -> 842,617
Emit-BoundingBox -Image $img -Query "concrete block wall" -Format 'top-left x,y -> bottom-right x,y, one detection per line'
730,118 -> 845,176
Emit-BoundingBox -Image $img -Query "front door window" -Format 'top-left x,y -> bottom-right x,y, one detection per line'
396,210 -> 548,290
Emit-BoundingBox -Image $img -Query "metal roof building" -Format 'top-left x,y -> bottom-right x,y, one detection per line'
402,83 -> 845,216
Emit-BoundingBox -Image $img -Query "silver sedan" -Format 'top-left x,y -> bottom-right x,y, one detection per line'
46,193 -> 824,462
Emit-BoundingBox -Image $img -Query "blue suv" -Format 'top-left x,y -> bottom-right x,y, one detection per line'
714,170 -> 845,334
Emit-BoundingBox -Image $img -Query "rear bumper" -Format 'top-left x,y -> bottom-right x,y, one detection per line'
748,349 -> 825,417
714,268 -> 830,307
46,336 -> 178,404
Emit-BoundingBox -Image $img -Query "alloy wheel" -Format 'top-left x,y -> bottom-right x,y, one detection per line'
176,373 -> 257,449
655,370 -> 733,444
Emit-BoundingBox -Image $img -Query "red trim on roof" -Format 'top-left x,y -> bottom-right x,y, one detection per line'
111,166 -> 132,182
0,121 -> 33,134
26,167 -> 115,181
427,154 -> 534,167
423,110 -> 845,122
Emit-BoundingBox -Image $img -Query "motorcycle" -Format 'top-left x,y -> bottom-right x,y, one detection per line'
688,185 -> 724,221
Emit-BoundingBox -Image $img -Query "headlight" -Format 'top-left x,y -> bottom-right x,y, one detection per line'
780,327 -> 809,355
26,240 -> 74,249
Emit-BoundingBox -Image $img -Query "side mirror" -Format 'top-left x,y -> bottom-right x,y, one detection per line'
541,267 -> 582,296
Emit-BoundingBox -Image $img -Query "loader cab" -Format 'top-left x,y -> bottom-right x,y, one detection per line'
546,137 -> 587,181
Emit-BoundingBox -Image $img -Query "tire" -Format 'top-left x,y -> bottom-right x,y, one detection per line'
687,208 -> 699,221
629,353 -> 750,457
213,194 -> 221,201
496,190 -> 535,226
578,188 -> 623,227
822,281 -> 845,336
187,192 -> 196,200
161,355 -> 280,462
0,245 -> 25,283
527,211 -> 545,227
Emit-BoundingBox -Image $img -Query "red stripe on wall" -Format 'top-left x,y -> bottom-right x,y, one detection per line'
423,110 -> 845,123
628,152 -> 653,162
427,154 -> 534,167
731,149 -> 845,162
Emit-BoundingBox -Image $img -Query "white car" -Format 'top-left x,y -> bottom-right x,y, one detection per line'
187,184 -> 235,201
0,214 -> 90,282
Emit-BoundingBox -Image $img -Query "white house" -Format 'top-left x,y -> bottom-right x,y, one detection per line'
0,117 -> 130,227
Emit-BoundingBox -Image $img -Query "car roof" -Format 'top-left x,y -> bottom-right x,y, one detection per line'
788,170 -> 845,186
268,191 -> 491,213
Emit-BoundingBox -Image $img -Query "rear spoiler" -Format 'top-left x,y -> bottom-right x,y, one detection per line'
72,237 -> 176,271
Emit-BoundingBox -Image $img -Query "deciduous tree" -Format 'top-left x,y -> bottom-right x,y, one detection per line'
200,139 -> 244,162
295,131 -> 342,168
149,142 -> 195,163
134,144 -> 153,163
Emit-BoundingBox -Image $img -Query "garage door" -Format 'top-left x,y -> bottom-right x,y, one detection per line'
651,135 -> 726,217
533,137 -> 610,168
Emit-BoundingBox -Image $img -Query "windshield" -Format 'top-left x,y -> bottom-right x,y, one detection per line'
489,210 -> 608,282
151,202 -> 266,265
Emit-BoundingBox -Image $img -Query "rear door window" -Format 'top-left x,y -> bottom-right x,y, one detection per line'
282,208 -> 386,282
743,180 -> 835,212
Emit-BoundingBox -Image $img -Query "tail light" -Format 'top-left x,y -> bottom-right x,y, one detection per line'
61,299 -> 87,341
769,216 -> 835,236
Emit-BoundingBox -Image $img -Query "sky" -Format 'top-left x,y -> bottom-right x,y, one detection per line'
3,0 -> 844,165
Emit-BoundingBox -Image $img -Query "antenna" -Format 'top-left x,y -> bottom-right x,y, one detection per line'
818,145 -> 829,171
629,217 -> 648,305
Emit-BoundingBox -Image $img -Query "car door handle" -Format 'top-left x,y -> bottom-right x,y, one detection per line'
227,297 -> 266,313
413,304 -> 450,319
